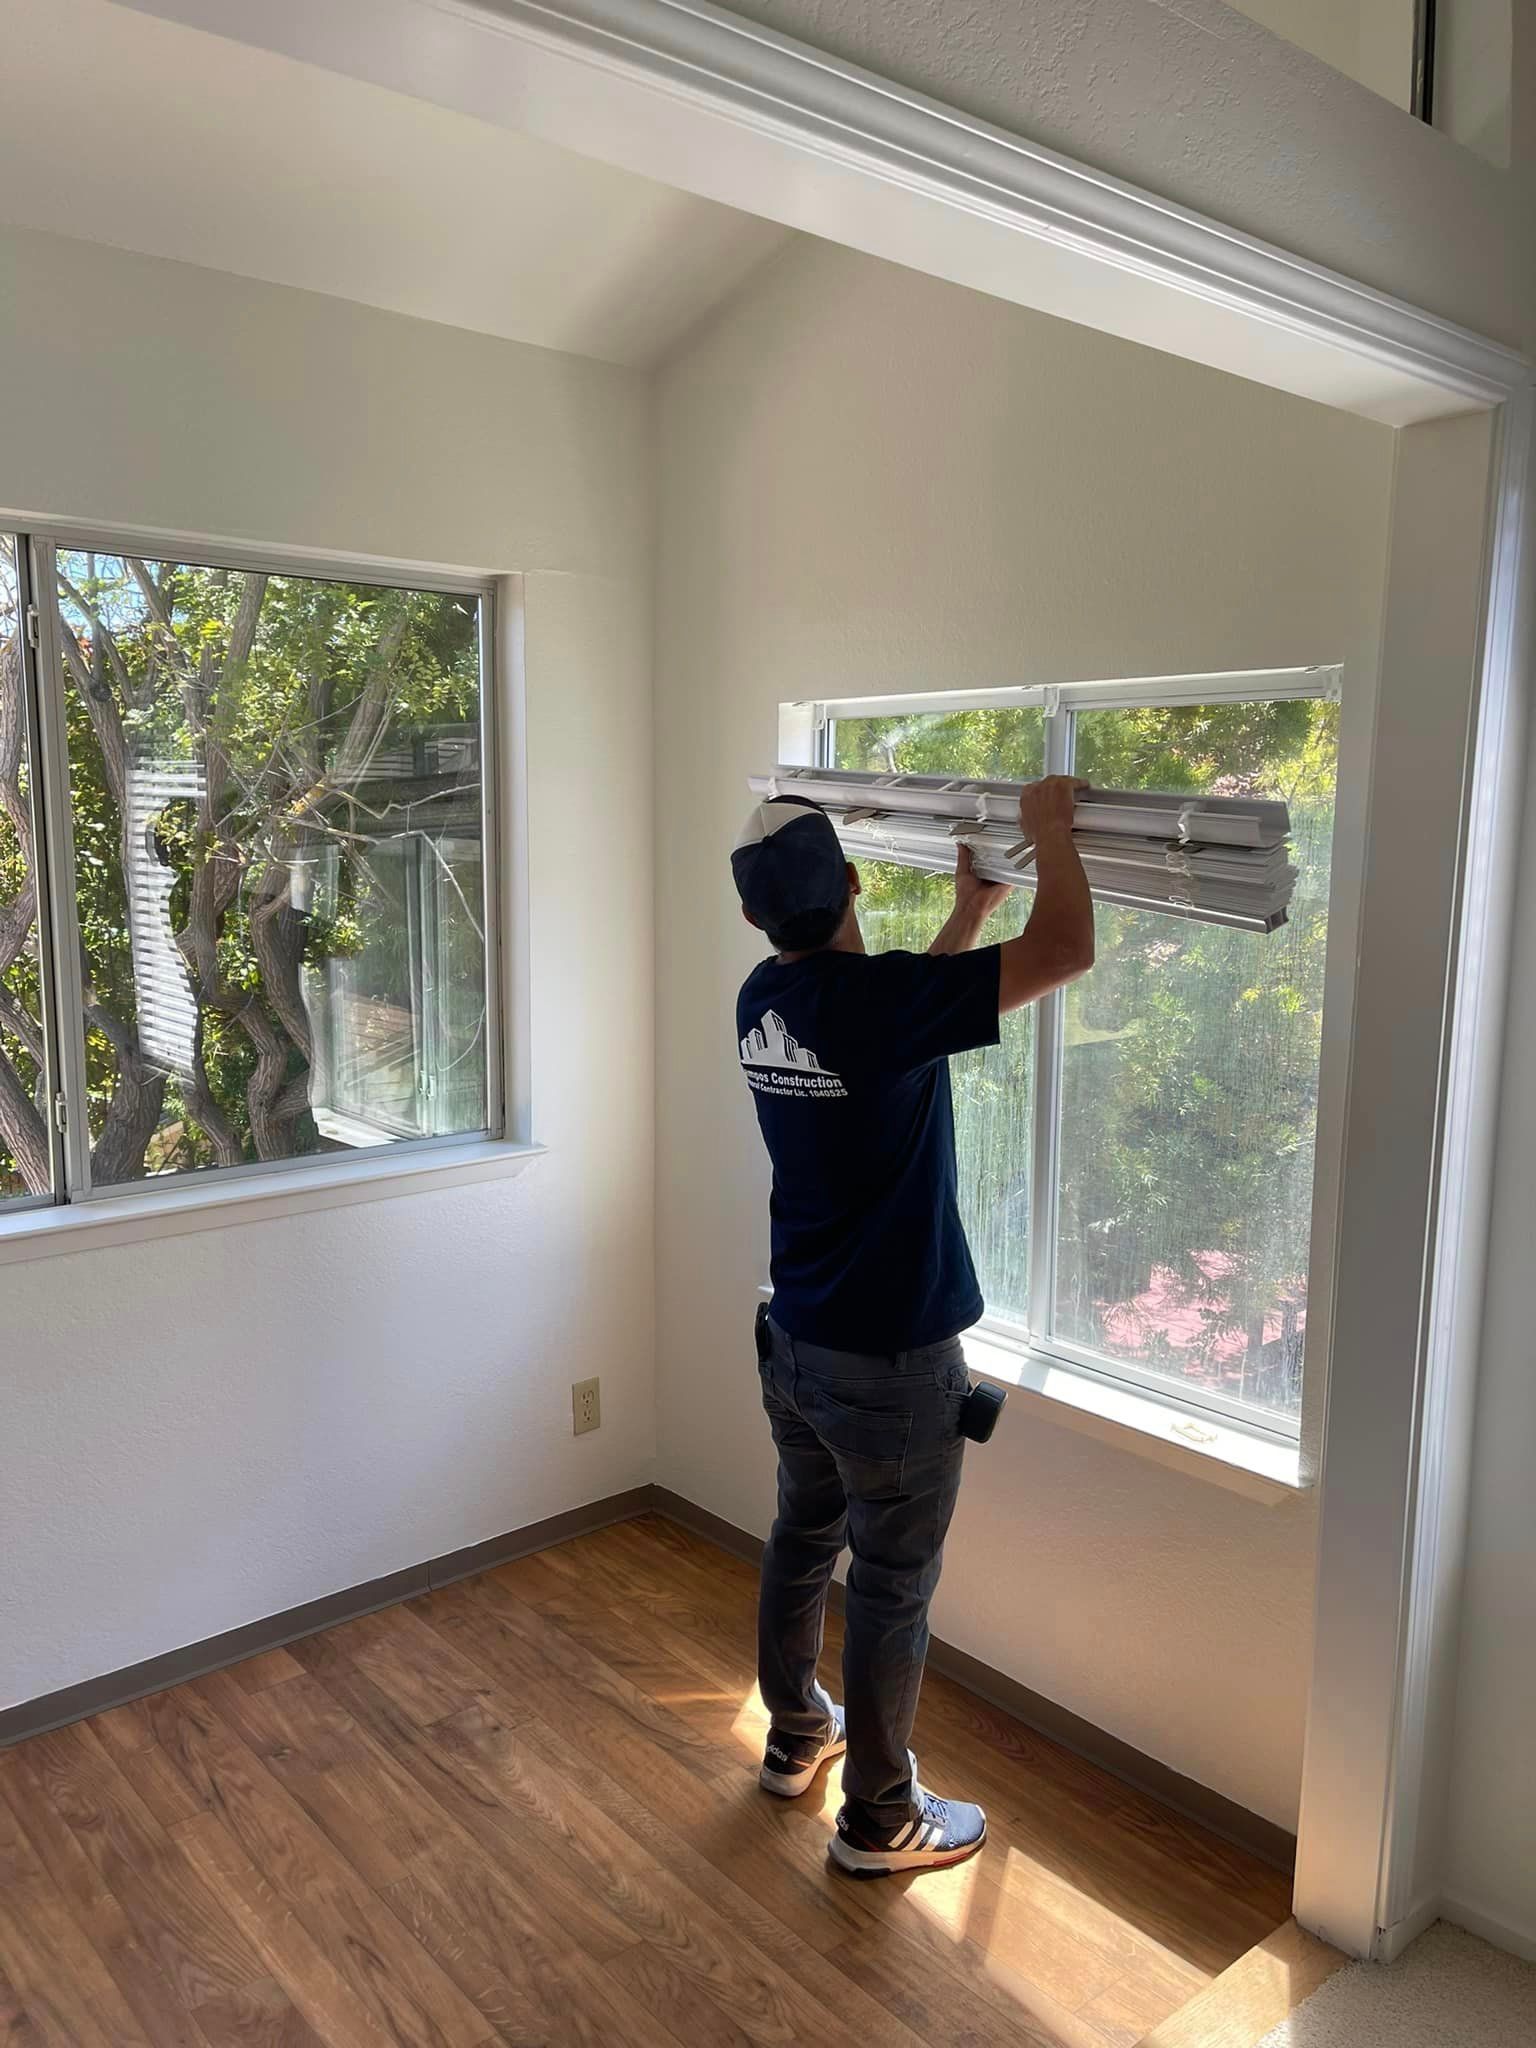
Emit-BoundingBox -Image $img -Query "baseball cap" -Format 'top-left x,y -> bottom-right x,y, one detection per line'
731,796 -> 849,930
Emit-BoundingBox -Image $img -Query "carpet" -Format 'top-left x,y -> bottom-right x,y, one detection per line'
1254,1922 -> 1536,2047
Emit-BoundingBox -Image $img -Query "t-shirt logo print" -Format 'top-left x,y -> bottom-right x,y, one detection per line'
740,1010 -> 848,1099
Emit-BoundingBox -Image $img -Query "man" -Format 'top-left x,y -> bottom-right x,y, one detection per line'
731,775 -> 1093,1876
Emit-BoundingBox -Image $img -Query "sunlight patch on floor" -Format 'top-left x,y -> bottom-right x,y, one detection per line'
903,1841 -> 985,1937
730,1685 -> 769,1756
992,1830 -> 1197,1978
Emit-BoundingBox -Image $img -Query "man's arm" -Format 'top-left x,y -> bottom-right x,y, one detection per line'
997,776 -> 1094,1012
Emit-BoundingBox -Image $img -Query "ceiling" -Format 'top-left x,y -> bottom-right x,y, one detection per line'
0,0 -> 793,367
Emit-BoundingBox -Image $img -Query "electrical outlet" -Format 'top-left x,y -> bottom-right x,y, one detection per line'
572,1377 -> 601,1436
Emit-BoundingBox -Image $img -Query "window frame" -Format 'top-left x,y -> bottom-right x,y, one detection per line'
3,521 -> 511,1217
797,664 -> 1341,1446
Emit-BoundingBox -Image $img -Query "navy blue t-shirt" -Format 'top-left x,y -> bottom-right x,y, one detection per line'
737,946 -> 1002,1353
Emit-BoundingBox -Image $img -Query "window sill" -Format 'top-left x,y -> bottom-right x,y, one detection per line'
0,1138 -> 546,1267
963,1329 -> 1308,1502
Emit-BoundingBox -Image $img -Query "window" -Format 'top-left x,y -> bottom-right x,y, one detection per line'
0,530 -> 498,1210
0,537 -> 49,1208
820,674 -> 1338,1433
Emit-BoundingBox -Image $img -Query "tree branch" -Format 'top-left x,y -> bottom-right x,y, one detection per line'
56,572 -> 141,712
330,612 -> 409,791
0,1047 -> 49,1193
248,858 -> 314,1062
0,982 -> 46,1069
88,1054 -> 168,1186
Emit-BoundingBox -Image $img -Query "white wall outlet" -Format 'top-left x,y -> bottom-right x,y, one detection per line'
572,1377 -> 601,1435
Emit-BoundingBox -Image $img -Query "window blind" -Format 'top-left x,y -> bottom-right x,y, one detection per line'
750,766 -> 1297,932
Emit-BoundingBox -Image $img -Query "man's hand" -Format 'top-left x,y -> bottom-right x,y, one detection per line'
953,842 -> 1010,922
928,844 -> 1011,956
1019,775 -> 1087,842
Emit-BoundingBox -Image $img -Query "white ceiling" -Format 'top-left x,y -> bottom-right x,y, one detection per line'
0,0 -> 793,367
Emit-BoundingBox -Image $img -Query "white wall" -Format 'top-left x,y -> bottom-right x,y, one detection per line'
1226,0 -> 1414,109
1437,0 -> 1515,167
0,225 -> 656,1709
726,0 -> 1532,352
653,237 -> 1395,1829
1442,517 -> 1536,1958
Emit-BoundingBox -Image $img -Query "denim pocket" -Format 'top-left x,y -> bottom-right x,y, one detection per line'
933,1350 -> 970,1398
798,1380 -> 913,1500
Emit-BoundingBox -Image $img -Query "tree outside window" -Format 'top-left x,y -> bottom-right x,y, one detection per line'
0,545 -> 489,1199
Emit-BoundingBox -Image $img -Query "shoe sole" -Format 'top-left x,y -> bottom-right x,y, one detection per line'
827,1823 -> 987,1877
759,1737 -> 847,1798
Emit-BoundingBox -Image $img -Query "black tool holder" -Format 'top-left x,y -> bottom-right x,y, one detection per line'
959,1379 -> 1007,1443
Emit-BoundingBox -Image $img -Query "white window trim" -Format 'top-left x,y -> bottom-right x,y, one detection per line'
792,664 -> 1341,728
1,520 -> 529,1233
964,1326 -> 1304,1501
0,1136 -> 545,1267
779,661 -> 1342,1466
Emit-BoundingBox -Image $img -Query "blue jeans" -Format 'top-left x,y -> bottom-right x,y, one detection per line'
755,1306 -> 968,1832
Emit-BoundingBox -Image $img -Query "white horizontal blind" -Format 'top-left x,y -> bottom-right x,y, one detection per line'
751,766 -> 1298,933
123,759 -> 205,1077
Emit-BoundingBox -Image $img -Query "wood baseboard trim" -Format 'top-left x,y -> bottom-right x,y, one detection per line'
426,1484 -> 657,1590
651,1484 -> 1298,1875
0,1485 -> 655,1751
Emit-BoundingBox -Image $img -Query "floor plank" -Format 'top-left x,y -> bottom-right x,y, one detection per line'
0,1877 -> 154,2048
0,1748 -> 208,2048
0,1513 -> 1296,2048
15,1720 -> 273,2019
1134,1918 -> 1346,2048
143,1685 -> 494,2048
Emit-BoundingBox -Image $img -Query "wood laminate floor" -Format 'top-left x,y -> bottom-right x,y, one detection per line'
0,1512 -> 1296,2047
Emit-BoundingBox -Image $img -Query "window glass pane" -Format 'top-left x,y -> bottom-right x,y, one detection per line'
1055,700 -> 1337,1420
50,553 -> 487,1185
836,706 -> 1043,1330
832,706 -> 1044,780
0,537 -> 53,1200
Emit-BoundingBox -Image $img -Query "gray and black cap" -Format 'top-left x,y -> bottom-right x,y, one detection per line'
731,796 -> 849,930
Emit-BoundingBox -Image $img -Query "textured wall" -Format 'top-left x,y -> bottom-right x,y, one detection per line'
0,226 -> 656,1708
726,0 -> 1530,348
653,237 -> 1395,1828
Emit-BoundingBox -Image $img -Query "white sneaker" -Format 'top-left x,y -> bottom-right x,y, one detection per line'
759,1705 -> 847,1797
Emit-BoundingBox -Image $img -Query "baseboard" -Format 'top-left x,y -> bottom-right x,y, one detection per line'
652,1484 -> 1297,1874
1374,1891 -> 1441,1961
0,1485 -> 654,1751
427,1484 -> 656,1590
1438,1893 -> 1536,1964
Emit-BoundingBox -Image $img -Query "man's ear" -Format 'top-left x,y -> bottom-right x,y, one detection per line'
741,904 -> 763,931
846,862 -> 862,898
